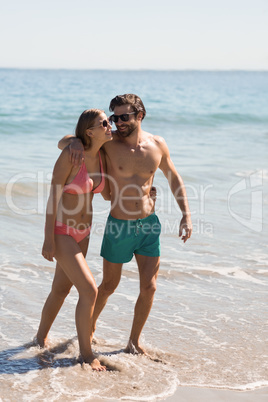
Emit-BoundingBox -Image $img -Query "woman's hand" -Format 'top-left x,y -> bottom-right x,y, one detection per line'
42,238 -> 56,261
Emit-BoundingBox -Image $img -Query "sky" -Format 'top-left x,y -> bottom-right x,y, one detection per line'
1,0 -> 268,70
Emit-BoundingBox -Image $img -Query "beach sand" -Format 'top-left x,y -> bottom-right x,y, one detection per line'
164,386 -> 268,402
83,386 -> 268,401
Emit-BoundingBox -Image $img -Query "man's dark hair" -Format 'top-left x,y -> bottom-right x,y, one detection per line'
109,94 -> 146,120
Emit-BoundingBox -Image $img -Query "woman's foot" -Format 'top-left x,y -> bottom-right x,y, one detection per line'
83,355 -> 106,371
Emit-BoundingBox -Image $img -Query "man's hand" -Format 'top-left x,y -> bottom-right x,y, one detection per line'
179,215 -> 192,243
150,186 -> 157,201
69,138 -> 84,166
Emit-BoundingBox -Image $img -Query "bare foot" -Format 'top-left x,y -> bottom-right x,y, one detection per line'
90,336 -> 97,345
33,335 -> 48,348
83,355 -> 106,371
124,340 -> 147,355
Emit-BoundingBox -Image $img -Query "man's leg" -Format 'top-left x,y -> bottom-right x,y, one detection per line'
90,258 -> 123,340
125,254 -> 160,354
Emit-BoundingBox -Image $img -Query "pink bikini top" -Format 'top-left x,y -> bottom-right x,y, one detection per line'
63,151 -> 105,195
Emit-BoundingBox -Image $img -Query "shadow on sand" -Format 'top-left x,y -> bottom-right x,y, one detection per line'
0,339 -> 124,375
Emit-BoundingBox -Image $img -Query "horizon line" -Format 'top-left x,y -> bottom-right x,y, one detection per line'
0,67 -> 268,73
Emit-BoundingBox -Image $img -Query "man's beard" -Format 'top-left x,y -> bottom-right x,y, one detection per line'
116,122 -> 137,137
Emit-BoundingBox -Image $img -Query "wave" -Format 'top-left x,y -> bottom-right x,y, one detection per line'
1,113 -> 268,138
0,181 -> 44,197
1,335 -> 267,402
147,112 -> 268,126
235,169 -> 268,179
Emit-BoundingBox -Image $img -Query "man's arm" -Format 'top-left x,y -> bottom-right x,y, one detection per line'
99,149 -> 111,201
158,137 -> 192,242
58,135 -> 84,166
58,135 -> 74,150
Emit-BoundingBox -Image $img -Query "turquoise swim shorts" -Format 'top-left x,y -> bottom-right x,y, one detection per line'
100,213 -> 161,263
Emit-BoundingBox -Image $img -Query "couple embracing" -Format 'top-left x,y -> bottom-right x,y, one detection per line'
36,94 -> 192,371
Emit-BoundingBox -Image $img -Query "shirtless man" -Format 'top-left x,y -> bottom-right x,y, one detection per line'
59,94 -> 192,354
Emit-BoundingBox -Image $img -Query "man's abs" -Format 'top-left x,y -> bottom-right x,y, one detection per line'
110,191 -> 155,220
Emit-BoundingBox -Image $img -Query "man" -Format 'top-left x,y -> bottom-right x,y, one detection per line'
59,94 -> 192,354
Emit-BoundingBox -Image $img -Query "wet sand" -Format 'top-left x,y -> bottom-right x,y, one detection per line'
82,386 -> 268,401
165,386 -> 268,401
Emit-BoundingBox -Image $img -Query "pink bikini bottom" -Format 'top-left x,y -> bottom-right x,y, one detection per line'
54,221 -> 91,243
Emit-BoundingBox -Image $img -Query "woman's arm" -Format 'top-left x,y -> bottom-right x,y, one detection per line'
42,149 -> 73,261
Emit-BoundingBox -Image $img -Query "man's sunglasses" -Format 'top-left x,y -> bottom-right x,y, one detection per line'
109,112 -> 136,123
88,119 -> 109,130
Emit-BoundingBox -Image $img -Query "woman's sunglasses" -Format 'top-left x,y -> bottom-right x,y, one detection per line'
109,112 -> 136,123
88,119 -> 109,130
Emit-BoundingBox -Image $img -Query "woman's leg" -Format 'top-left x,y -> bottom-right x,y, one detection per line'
53,235 -> 105,370
36,261 -> 73,346
36,235 -> 89,346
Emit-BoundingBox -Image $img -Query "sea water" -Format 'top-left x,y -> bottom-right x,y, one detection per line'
0,69 -> 267,401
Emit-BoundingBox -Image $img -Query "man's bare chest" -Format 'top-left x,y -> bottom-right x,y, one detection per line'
107,145 -> 161,177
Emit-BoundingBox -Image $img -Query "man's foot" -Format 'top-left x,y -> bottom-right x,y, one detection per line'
124,340 -> 147,355
90,334 -> 97,345
83,355 -> 106,371
89,328 -> 95,344
33,335 -> 48,348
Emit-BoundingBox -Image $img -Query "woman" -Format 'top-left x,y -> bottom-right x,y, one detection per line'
36,109 -> 112,371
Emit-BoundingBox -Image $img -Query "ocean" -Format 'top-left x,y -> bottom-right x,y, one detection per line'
0,69 -> 267,401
